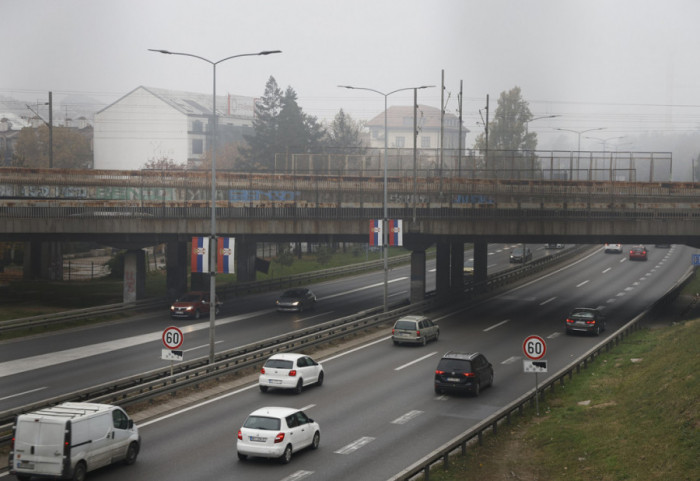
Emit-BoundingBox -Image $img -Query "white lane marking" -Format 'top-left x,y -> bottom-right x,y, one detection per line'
319,277 -> 407,301
539,297 -> 556,306
395,352 -> 438,371
602,267 -> 612,274
483,319 -> 510,332
547,332 -> 562,339
0,386 -> 47,401
391,410 -> 423,425
281,471 -> 314,481
0,309 -> 272,378
576,280 -> 589,287
323,336 -> 390,363
335,436 -> 375,454
501,356 -> 520,365
300,404 -> 316,411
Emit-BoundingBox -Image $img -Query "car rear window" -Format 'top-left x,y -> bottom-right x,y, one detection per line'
571,310 -> 594,318
243,416 -> 281,431
264,359 -> 294,369
437,359 -> 472,371
394,320 -> 417,330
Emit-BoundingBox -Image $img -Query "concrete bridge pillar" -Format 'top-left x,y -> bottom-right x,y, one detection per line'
409,249 -> 426,303
123,249 -> 146,303
436,241 -> 466,301
237,239 -> 257,282
473,241 -> 488,292
166,240 -> 188,301
23,240 -> 63,281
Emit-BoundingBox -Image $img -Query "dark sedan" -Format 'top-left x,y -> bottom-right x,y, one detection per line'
565,307 -> 607,336
629,245 -> 648,261
275,287 -> 317,312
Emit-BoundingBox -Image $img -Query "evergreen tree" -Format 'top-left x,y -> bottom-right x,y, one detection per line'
325,109 -> 365,155
241,76 -> 283,170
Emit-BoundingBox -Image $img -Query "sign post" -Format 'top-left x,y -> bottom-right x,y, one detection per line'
523,335 -> 547,416
162,326 -> 184,376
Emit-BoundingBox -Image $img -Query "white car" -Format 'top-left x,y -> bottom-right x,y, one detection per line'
237,406 -> 320,464
259,353 -> 324,393
604,243 -> 623,253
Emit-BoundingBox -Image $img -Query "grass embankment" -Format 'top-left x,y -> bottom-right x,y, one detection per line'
427,292 -> 700,480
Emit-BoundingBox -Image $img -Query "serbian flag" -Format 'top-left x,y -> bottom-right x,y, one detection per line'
217,237 -> 235,274
369,219 -> 382,246
191,237 -> 209,273
388,219 -> 403,246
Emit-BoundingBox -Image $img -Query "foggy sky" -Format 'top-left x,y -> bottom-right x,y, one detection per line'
2,0 -> 699,153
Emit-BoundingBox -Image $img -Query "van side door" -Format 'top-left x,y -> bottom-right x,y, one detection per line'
109,408 -> 134,462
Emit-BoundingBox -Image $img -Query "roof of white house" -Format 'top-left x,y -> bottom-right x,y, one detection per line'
367,104 -> 467,132
96,86 -> 256,119
0,112 -> 31,130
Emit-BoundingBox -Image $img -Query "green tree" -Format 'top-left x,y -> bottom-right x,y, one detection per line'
472,86 -> 539,178
240,76 -> 283,170
324,109 -> 366,154
13,125 -> 92,169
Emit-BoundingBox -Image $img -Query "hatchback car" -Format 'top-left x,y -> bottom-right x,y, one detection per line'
604,243 -> 623,254
259,353 -> 324,393
629,245 -> 648,261
237,406 -> 320,464
170,291 -> 221,319
565,307 -> 607,335
509,246 -> 532,263
434,351 -> 494,396
391,315 -> 439,346
275,287 -> 317,312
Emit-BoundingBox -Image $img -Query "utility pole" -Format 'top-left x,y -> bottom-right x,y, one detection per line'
458,80 -> 463,176
26,92 -> 53,167
485,94 -> 490,172
439,69 -> 445,178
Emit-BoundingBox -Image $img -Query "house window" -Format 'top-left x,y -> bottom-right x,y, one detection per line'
395,136 -> 405,148
192,120 -> 203,133
192,139 -> 203,155
421,136 -> 431,148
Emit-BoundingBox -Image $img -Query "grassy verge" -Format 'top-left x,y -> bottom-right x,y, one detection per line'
425,299 -> 699,480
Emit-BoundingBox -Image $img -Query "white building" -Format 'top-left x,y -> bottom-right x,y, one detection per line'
94,86 -> 255,170
366,105 -> 467,150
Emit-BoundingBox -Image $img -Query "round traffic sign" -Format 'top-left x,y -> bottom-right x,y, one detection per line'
523,335 -> 546,360
162,326 -> 184,350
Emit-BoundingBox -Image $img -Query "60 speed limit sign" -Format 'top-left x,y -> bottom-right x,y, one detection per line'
523,335 -> 546,360
162,326 -> 184,350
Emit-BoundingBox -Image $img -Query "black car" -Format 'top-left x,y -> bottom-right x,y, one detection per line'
565,307 -> 607,336
434,351 -> 494,396
275,287 -> 317,312
509,246 -> 532,263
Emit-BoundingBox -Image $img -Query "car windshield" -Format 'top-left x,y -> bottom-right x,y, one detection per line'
264,359 -> 294,369
179,293 -> 202,302
438,359 -> 471,371
512,248 -> 524,254
394,320 -> 417,330
243,415 -> 281,431
282,289 -> 305,298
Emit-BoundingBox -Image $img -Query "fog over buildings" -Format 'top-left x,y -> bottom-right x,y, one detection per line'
2,0 -> 700,178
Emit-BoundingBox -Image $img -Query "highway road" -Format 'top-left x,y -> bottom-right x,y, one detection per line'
1,243 -> 692,480
0,242 -> 540,412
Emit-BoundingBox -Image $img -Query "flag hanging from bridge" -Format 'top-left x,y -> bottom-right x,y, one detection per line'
369,219 -> 403,246
217,237 -> 235,274
191,237 -> 235,273
191,237 -> 209,273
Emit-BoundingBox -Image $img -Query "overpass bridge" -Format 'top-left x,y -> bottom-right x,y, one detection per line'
1,161 -> 698,302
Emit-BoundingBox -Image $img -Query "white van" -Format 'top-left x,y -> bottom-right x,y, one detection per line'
9,402 -> 141,481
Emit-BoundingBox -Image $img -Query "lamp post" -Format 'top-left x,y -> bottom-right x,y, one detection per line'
150,48 -> 281,364
338,84 -> 433,312
555,127 -> 606,179
585,135 -> 625,181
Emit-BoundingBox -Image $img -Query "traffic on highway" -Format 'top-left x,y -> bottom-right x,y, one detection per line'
0,243 -> 691,480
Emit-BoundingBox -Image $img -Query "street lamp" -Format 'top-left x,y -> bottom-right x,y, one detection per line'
338,84 -> 433,312
555,127 -> 606,179
584,135 -> 625,153
525,114 -> 559,135
150,48 -> 281,364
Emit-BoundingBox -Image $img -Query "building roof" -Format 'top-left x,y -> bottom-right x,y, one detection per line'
367,104 -> 467,132
97,86 -> 256,119
0,112 -> 31,131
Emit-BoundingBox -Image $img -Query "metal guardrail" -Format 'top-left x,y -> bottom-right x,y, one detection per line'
387,266 -> 697,481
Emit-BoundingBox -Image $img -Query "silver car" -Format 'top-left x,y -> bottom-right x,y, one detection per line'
391,315 -> 440,346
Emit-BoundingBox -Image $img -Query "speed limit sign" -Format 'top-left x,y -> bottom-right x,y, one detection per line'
523,335 -> 546,360
162,326 -> 184,350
